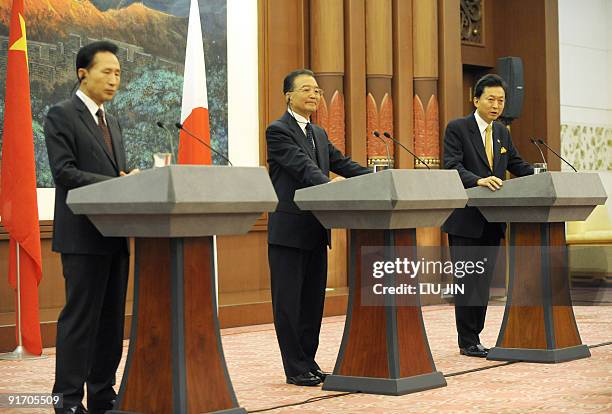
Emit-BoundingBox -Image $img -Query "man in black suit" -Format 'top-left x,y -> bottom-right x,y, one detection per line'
267,69 -> 370,386
442,74 -> 533,358
45,41 -> 138,414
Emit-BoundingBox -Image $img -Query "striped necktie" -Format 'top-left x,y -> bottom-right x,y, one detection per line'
96,109 -> 115,158
305,122 -> 316,152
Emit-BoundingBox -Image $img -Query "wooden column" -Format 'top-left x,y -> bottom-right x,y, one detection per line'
411,0 -> 441,291
310,0 -> 348,290
437,0 -> 463,138
344,0 -> 367,165
412,0 -> 439,170
392,0 -> 414,169
365,0 -> 394,168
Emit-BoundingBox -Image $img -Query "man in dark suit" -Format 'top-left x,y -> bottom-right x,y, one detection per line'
267,69 -> 370,386
45,41 -> 138,414
442,74 -> 533,358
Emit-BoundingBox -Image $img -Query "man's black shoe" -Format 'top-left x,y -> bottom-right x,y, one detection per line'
56,404 -> 88,414
286,372 -> 322,386
311,369 -> 329,381
88,398 -> 116,414
476,343 -> 489,353
460,345 -> 488,358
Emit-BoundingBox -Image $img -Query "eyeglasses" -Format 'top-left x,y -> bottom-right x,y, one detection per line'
293,86 -> 324,97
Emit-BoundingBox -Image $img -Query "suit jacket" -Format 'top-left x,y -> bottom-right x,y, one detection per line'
44,95 -> 128,254
267,111 -> 370,250
442,113 -> 533,239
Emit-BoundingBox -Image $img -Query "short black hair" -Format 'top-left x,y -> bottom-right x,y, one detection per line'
473,74 -> 507,98
75,41 -> 119,82
283,69 -> 315,94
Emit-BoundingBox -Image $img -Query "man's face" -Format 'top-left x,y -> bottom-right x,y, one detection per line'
473,85 -> 505,123
79,51 -> 121,106
286,74 -> 322,118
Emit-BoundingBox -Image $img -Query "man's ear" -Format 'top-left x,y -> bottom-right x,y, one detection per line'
285,93 -> 291,104
77,68 -> 87,82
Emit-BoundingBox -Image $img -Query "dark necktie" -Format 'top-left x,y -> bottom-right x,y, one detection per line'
305,122 -> 316,152
96,109 -> 115,157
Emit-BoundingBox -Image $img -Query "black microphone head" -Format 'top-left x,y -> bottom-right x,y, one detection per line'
373,130 -> 380,137
529,138 -> 536,143
537,138 -> 545,144
174,122 -> 182,130
156,121 -> 165,128
383,131 -> 391,138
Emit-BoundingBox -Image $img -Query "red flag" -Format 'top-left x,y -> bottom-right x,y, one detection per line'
178,0 -> 212,165
0,0 -> 43,355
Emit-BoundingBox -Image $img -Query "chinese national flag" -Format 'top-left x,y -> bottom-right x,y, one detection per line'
0,0 -> 43,355
178,0 -> 212,165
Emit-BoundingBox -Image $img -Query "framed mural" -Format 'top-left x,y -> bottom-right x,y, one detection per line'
0,0 -> 228,188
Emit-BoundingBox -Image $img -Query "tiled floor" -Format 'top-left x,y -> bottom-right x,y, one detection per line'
1,305 -> 610,413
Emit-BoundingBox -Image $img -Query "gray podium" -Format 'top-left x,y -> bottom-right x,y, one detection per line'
465,172 -> 607,363
67,165 -> 278,414
295,169 -> 467,395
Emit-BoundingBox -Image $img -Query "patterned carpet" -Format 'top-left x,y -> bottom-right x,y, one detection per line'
0,305 -> 610,413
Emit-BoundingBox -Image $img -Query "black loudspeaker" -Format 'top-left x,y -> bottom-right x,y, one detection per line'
496,56 -> 524,122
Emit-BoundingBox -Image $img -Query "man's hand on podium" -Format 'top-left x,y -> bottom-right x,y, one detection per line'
120,168 -> 141,177
331,176 -> 345,183
477,176 -> 503,191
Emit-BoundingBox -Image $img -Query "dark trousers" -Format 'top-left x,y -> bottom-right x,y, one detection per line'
448,226 -> 501,349
268,243 -> 328,377
53,252 -> 129,412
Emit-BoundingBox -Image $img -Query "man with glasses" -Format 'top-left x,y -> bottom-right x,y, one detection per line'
266,69 -> 370,386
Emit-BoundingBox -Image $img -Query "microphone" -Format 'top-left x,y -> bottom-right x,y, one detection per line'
529,138 -> 547,165
382,131 -> 430,170
174,122 -> 233,166
156,121 -> 175,158
372,131 -> 392,171
536,138 -> 577,172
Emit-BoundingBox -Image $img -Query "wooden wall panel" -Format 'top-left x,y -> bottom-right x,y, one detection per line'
492,0 -> 561,170
258,0 -> 309,165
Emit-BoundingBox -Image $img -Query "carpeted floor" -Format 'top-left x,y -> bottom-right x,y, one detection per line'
1,304 -> 610,413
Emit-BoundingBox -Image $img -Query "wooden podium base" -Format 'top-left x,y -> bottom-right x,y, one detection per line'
112,237 -> 246,414
323,229 -> 446,396
488,223 -> 590,363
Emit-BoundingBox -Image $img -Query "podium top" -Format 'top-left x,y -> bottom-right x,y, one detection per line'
65,166 -> 278,237
466,172 -> 607,207
295,169 -> 467,211
67,165 -> 278,215
294,169 -> 467,229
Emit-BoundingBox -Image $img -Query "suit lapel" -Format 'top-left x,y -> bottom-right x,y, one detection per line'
107,115 -> 125,171
467,114 -> 492,172
492,122 -> 502,174
73,96 -> 118,171
311,125 -> 326,168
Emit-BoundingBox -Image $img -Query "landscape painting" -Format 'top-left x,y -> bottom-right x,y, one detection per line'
0,0 -> 228,187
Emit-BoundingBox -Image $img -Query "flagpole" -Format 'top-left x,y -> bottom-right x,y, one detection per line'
0,242 -> 46,360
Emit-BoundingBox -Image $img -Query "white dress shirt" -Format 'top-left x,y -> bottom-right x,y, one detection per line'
290,110 -> 310,136
76,89 -> 106,125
